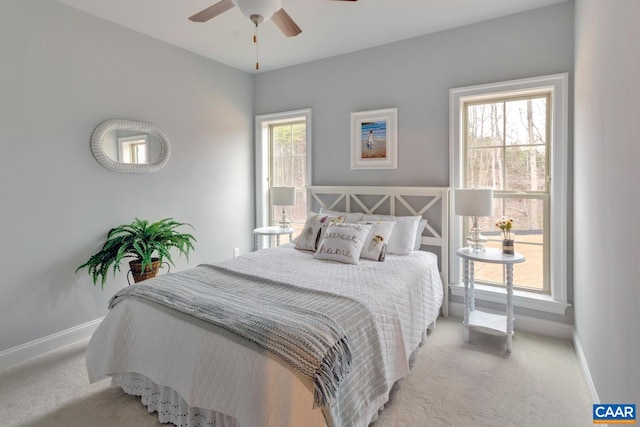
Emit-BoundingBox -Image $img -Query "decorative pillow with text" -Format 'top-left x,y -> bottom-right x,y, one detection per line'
314,223 -> 372,265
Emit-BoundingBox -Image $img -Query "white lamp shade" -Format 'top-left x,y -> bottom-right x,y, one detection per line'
270,186 -> 296,206
455,189 -> 493,217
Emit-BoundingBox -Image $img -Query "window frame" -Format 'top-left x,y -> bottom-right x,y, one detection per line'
118,134 -> 149,164
449,74 -> 569,315
255,109 -> 312,229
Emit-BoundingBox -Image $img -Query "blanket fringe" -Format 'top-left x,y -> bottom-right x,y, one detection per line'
313,336 -> 353,408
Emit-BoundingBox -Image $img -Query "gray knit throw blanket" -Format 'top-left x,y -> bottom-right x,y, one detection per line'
108,266 -> 353,408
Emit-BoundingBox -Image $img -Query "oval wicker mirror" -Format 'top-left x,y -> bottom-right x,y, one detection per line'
90,119 -> 171,173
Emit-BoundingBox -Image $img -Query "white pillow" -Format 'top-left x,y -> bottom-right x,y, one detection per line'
314,223 -> 372,265
319,208 -> 365,223
358,221 -> 395,262
414,218 -> 428,250
361,214 -> 422,255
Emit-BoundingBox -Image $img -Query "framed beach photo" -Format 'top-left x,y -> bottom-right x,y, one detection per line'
350,108 -> 398,169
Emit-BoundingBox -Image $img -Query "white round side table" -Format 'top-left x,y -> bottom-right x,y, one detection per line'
456,247 -> 525,352
253,226 -> 295,251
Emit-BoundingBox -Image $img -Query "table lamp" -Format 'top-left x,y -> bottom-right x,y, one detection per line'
455,188 -> 494,252
270,186 -> 296,229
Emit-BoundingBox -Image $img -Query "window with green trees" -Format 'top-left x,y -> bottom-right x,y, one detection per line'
464,95 -> 550,293
269,121 -> 307,236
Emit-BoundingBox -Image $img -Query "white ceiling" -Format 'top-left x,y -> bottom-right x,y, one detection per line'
57,0 -> 567,74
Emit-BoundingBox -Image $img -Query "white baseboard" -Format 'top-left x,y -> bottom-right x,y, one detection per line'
0,317 -> 104,372
572,330 -> 600,404
448,302 -> 573,339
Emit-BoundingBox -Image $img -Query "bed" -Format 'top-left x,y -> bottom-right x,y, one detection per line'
86,186 -> 450,427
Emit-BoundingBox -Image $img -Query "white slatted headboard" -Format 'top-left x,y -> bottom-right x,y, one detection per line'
307,186 -> 450,317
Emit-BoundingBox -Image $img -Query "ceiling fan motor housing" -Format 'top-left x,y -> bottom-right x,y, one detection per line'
233,0 -> 282,21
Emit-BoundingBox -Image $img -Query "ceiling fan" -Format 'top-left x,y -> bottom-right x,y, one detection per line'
189,0 -> 358,37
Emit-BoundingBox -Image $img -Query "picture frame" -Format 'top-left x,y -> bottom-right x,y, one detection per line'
350,108 -> 398,169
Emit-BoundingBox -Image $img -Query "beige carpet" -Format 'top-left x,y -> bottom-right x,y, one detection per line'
0,317 -> 593,427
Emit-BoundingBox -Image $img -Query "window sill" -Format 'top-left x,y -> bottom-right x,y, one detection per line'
449,283 -> 570,315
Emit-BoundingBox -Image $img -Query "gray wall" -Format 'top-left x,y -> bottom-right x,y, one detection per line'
0,0 -> 254,352
255,3 -> 574,188
574,0 -> 640,404
255,2 -> 575,322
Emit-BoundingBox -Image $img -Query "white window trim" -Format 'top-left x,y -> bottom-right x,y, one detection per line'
449,74 -> 569,315
255,108 -> 312,228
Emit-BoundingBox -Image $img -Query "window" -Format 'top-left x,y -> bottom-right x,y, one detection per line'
118,135 -> 148,164
464,95 -> 549,293
256,109 -> 312,238
269,121 -> 307,235
450,74 -> 568,315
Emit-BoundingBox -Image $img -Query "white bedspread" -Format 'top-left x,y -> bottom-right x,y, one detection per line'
86,244 -> 443,427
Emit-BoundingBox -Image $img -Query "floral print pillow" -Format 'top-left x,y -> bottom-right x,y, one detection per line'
295,214 -> 345,252
358,221 -> 395,261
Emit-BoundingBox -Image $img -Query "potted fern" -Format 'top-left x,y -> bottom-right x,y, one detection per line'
76,218 -> 196,289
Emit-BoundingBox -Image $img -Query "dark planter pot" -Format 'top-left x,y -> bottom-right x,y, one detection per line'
128,258 -> 161,283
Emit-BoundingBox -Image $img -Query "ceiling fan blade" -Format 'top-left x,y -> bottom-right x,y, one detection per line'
189,0 -> 235,22
271,8 -> 302,37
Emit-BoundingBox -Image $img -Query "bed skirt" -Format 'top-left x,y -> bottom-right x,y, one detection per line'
113,372 -> 239,427
112,326 -> 433,427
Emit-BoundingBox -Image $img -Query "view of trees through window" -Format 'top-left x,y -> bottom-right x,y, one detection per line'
465,95 -> 550,292
270,121 -> 307,237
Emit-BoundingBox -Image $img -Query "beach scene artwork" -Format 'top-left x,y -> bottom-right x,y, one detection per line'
351,108 -> 397,169
360,121 -> 387,159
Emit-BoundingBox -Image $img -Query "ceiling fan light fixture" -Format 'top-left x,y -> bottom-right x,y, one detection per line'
191,0 -> 354,69
233,0 -> 282,21
250,14 -> 264,26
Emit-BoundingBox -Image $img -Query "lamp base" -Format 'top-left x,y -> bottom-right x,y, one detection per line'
277,211 -> 291,229
466,235 -> 487,252
466,220 -> 487,252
